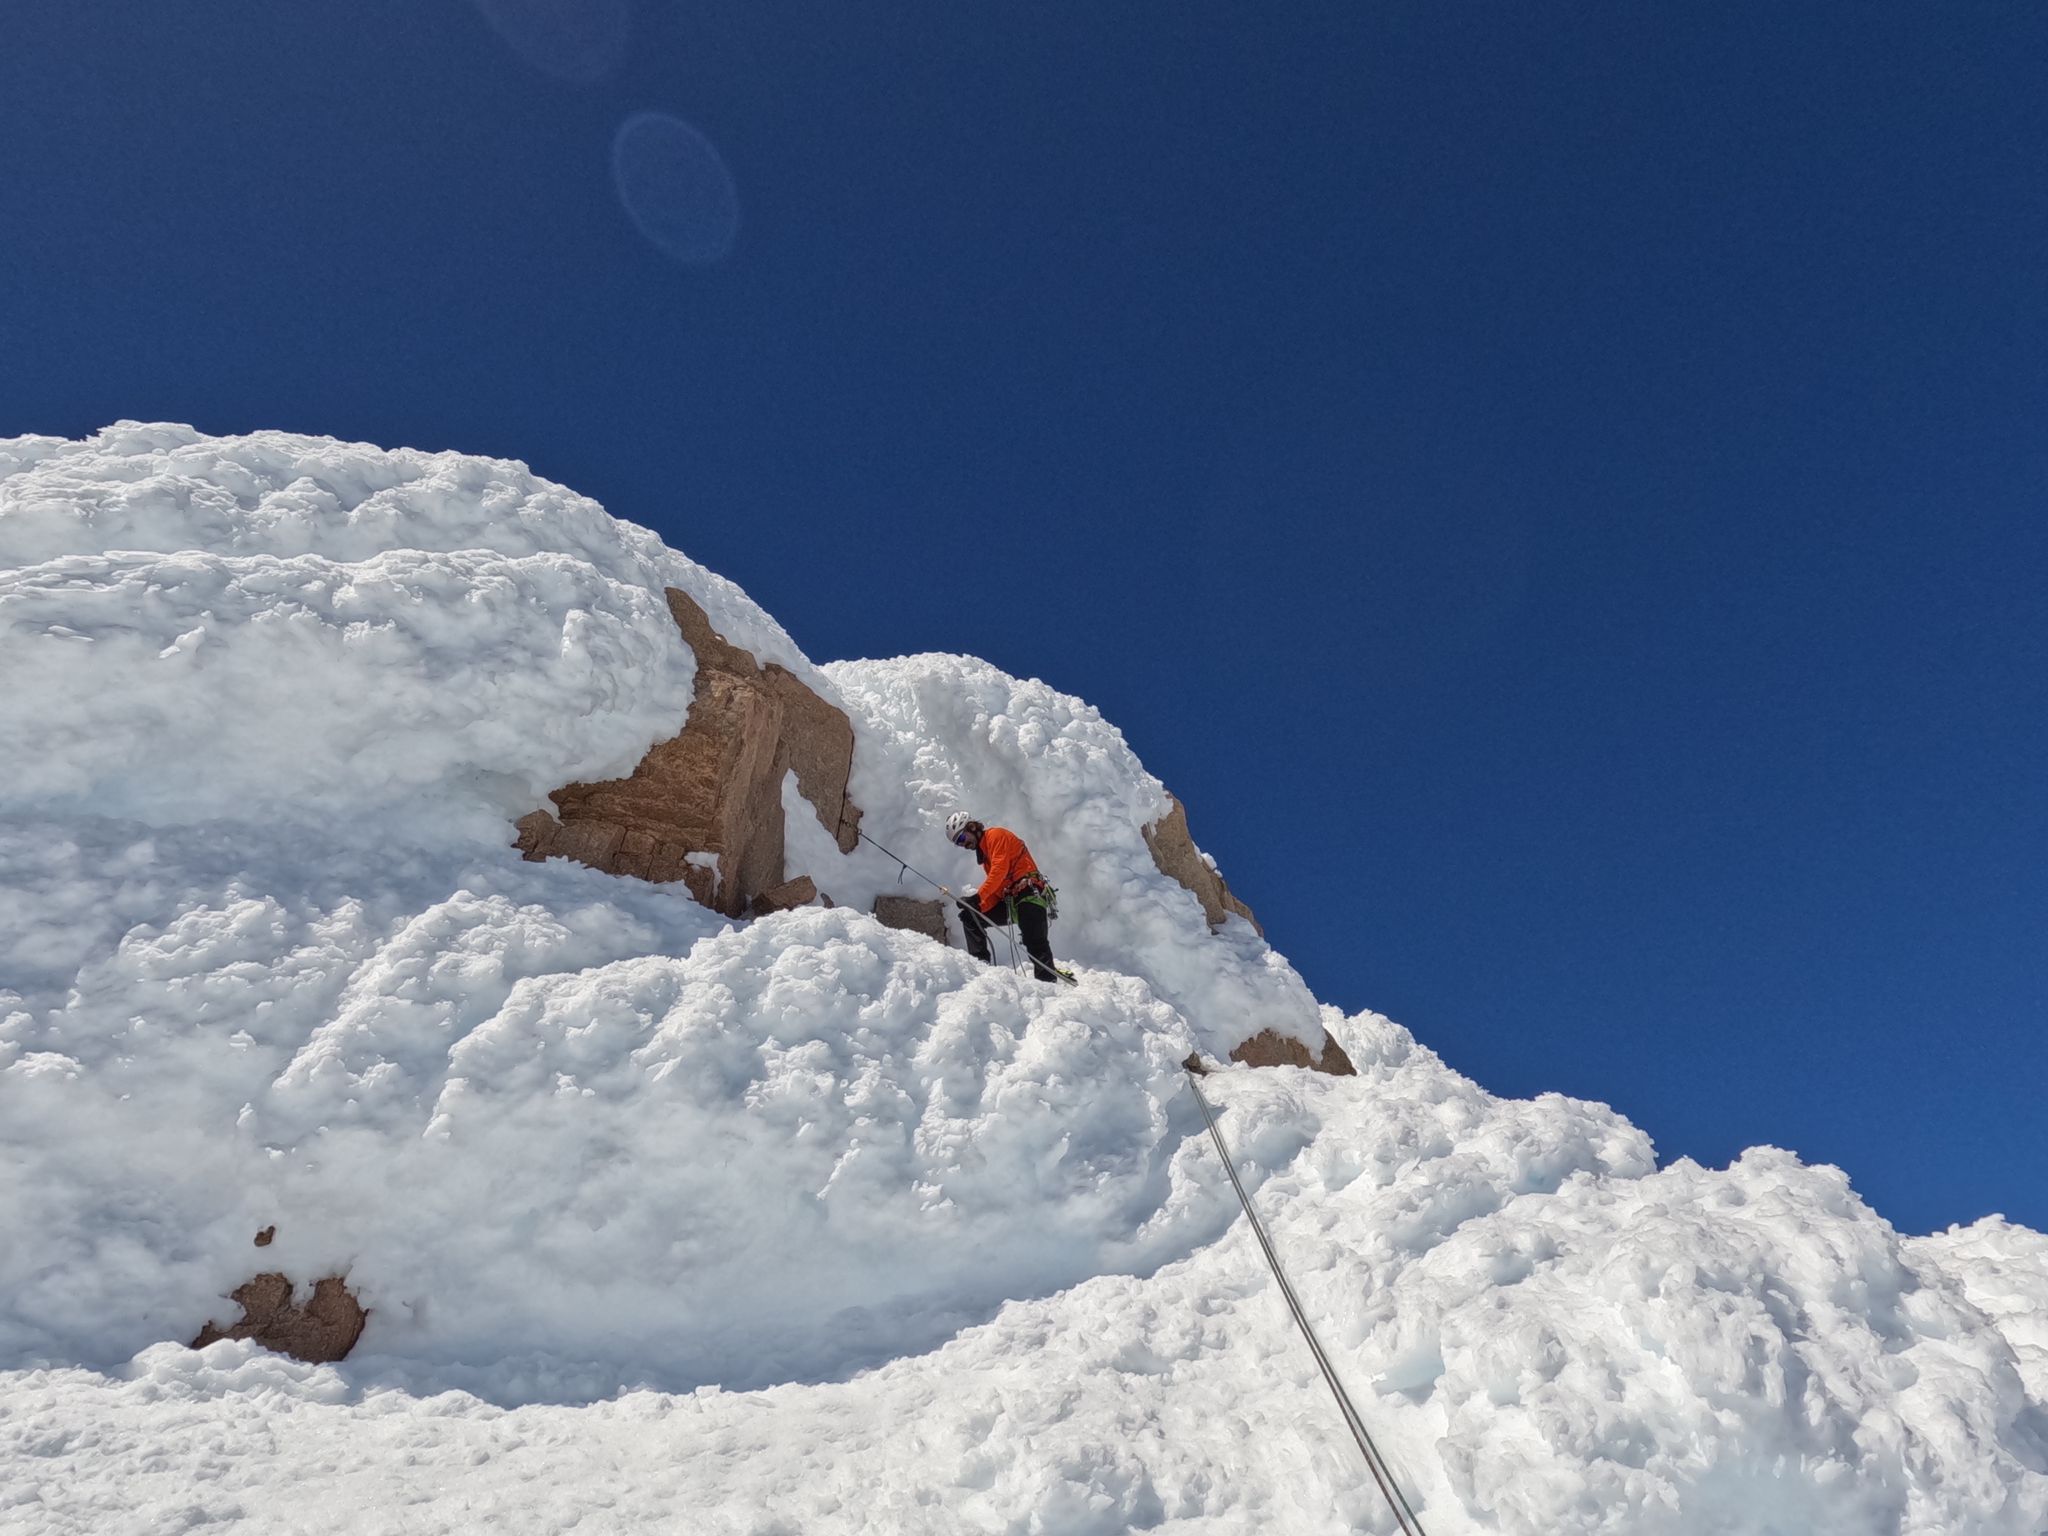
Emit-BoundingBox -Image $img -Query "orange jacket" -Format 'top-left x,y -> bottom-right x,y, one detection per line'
972,826 -> 1041,914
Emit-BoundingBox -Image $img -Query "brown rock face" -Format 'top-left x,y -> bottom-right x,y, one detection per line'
191,1273 -> 367,1364
750,875 -> 819,917
516,588 -> 863,916
1228,1027 -> 1357,1077
1143,793 -> 1262,936
872,895 -> 950,947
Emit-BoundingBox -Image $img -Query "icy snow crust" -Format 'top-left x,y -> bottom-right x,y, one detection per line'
3,428 -> 2045,1534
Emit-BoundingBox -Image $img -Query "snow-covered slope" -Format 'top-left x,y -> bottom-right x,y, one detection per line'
3,426 -> 2043,1535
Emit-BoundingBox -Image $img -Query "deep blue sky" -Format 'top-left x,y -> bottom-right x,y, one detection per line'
5,2 -> 2043,1235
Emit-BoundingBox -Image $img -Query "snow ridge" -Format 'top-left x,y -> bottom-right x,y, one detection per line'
3,427 -> 2044,1535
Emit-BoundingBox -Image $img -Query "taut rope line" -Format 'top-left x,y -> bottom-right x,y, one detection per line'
1183,1064 -> 1430,1536
855,828 -> 1031,973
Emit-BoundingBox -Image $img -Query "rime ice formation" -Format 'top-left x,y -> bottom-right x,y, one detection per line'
2,425 -> 2044,1535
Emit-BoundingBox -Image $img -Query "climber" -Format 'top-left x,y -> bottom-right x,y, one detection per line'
944,812 -> 1070,983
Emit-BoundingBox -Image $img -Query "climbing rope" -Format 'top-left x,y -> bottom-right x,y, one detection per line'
1183,1064 -> 1431,1536
854,828 -> 1033,974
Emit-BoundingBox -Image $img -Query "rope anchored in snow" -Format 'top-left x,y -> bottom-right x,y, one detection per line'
1182,1061 -> 1431,1536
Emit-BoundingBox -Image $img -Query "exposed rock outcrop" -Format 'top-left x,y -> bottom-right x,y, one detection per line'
517,588 -> 862,916
1143,793 -> 1262,936
872,895 -> 950,946
750,875 -> 819,916
191,1273 -> 367,1364
1228,1027 -> 1356,1076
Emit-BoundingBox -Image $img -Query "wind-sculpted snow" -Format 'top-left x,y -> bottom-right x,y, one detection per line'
1908,1218 -> 2048,1403
3,426 -> 2045,1533
0,422 -> 816,839
819,653 -> 1328,1062
1,848 -> 1203,1398
8,1058 -> 2045,1533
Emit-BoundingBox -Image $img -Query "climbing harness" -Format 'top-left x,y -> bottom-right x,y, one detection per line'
855,828 -> 1042,976
1183,1063 -> 1431,1536
1011,869 -> 1058,919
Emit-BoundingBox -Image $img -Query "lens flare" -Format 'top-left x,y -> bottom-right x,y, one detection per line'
610,112 -> 740,265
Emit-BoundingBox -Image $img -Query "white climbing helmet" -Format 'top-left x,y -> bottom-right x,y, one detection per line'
945,811 -> 974,841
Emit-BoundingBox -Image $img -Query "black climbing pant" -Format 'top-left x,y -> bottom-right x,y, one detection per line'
959,897 -> 1059,982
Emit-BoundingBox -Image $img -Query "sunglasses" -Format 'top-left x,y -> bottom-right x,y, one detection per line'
952,829 -> 976,847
